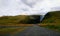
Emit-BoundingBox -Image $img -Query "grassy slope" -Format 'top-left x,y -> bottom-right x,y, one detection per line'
0,15 -> 29,24
0,27 -> 26,36
39,11 -> 60,31
42,11 -> 60,23
0,15 -> 40,24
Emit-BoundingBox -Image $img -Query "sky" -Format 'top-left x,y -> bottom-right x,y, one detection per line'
0,0 -> 60,16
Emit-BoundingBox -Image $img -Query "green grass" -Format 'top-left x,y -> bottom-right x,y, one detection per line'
0,27 -> 26,36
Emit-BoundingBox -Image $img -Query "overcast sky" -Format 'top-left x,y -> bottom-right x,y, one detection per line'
0,0 -> 60,16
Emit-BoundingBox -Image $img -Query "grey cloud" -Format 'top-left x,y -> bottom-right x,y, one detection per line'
21,0 -> 39,7
51,7 -> 60,11
22,8 -> 29,11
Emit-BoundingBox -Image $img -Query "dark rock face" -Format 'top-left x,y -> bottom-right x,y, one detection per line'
29,15 -> 40,24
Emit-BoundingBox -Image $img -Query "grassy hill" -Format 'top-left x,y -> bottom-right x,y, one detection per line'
0,15 -> 27,24
0,15 -> 40,24
42,11 -> 60,23
39,11 -> 60,31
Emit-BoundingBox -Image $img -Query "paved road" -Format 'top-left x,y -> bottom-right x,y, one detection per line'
14,25 -> 60,36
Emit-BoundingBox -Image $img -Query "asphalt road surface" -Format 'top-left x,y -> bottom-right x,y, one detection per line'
14,25 -> 60,36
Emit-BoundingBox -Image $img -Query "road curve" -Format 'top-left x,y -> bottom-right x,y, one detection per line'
14,25 -> 60,36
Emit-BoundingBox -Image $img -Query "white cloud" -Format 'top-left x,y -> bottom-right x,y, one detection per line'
0,0 -> 60,16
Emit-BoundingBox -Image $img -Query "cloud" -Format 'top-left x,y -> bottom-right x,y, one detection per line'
21,0 -> 41,7
0,0 -> 60,16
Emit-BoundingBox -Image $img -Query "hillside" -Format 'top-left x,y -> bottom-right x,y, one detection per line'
39,11 -> 60,31
0,15 -> 40,24
42,11 -> 60,23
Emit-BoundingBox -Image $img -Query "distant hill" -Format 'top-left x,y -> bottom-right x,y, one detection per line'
0,15 -> 40,24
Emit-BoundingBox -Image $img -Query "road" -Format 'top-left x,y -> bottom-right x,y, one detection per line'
14,25 -> 60,36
